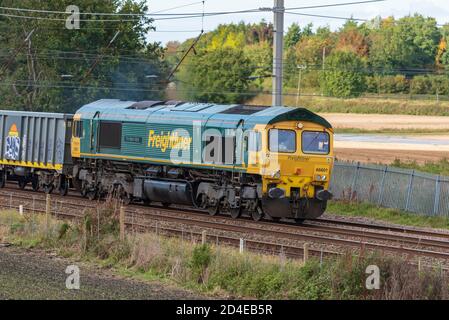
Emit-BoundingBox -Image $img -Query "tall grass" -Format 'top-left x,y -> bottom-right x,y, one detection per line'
391,158 -> 449,176
1,206 -> 448,300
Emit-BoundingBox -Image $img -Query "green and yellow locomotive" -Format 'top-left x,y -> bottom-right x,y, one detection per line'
70,99 -> 334,221
0,100 -> 333,221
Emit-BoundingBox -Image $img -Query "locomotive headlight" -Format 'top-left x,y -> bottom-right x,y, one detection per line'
315,174 -> 327,181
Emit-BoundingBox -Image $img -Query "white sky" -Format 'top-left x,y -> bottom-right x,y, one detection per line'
145,0 -> 449,45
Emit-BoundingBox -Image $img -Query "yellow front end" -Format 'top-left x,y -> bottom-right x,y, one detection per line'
248,121 -> 334,219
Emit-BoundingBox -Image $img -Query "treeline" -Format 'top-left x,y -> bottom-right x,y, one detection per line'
0,0 -> 168,113
170,14 -> 449,102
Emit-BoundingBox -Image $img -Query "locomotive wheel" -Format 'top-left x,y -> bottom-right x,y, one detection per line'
80,181 -> 89,198
207,204 -> 219,216
121,193 -> 133,205
31,176 -> 39,192
44,184 -> 54,195
18,178 -> 27,190
87,190 -> 98,201
0,171 -> 6,189
251,206 -> 264,222
230,207 -> 242,219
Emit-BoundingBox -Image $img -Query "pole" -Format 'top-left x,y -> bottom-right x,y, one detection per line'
272,0 -> 284,106
296,65 -> 306,107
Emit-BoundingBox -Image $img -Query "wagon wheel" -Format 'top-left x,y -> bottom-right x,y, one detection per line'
295,219 -> 305,224
251,205 -> 264,222
0,171 -> 5,189
161,202 -> 171,208
18,178 -> 27,190
59,180 -> 69,196
31,176 -> 39,192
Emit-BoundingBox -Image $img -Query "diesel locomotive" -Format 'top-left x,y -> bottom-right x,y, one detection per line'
0,99 -> 334,222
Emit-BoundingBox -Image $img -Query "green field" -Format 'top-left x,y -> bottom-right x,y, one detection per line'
249,94 -> 449,116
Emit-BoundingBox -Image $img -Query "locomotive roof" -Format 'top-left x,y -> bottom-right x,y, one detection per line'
76,99 -> 332,129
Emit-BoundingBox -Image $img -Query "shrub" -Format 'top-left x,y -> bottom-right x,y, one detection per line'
319,51 -> 366,98
190,244 -> 213,283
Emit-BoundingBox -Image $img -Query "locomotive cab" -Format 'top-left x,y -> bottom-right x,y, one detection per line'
248,120 -> 334,220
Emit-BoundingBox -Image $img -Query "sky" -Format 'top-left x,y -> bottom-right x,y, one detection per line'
145,0 -> 449,45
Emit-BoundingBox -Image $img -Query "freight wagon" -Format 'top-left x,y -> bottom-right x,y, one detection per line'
0,111 -> 73,195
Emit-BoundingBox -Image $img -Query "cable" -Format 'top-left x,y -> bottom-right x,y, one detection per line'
285,11 -> 368,22
0,0 -> 385,18
285,0 -> 385,11
150,1 -> 205,14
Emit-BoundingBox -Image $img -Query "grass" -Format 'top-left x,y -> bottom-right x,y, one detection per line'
328,201 -> 449,230
1,203 -> 449,299
390,158 -> 449,176
248,94 -> 449,116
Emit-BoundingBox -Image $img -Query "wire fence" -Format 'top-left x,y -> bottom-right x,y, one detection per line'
330,162 -> 449,217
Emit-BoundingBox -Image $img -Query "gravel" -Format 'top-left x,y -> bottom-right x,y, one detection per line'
0,246 -> 204,300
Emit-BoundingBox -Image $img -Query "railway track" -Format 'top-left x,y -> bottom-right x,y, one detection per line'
2,185 -> 449,263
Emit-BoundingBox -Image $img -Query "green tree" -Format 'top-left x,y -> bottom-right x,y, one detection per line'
320,51 -> 366,98
368,15 -> 440,72
285,23 -> 301,49
180,48 -> 253,104
0,0 -> 167,113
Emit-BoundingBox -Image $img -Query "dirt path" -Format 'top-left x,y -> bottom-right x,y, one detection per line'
0,246 -> 204,300
335,148 -> 448,164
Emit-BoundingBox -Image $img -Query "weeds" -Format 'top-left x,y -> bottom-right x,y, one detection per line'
391,158 -> 449,176
1,207 -> 449,300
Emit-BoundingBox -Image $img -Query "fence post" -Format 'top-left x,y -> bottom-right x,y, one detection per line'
303,243 -> 309,263
239,238 -> 245,254
434,176 -> 441,217
45,194 -> 51,233
405,170 -> 415,212
377,165 -> 388,206
201,230 -> 207,245
351,162 -> 360,200
119,206 -> 125,241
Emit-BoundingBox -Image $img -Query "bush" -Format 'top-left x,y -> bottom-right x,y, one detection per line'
366,75 -> 410,94
190,244 -> 213,283
319,51 -> 366,98
411,75 -> 449,95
